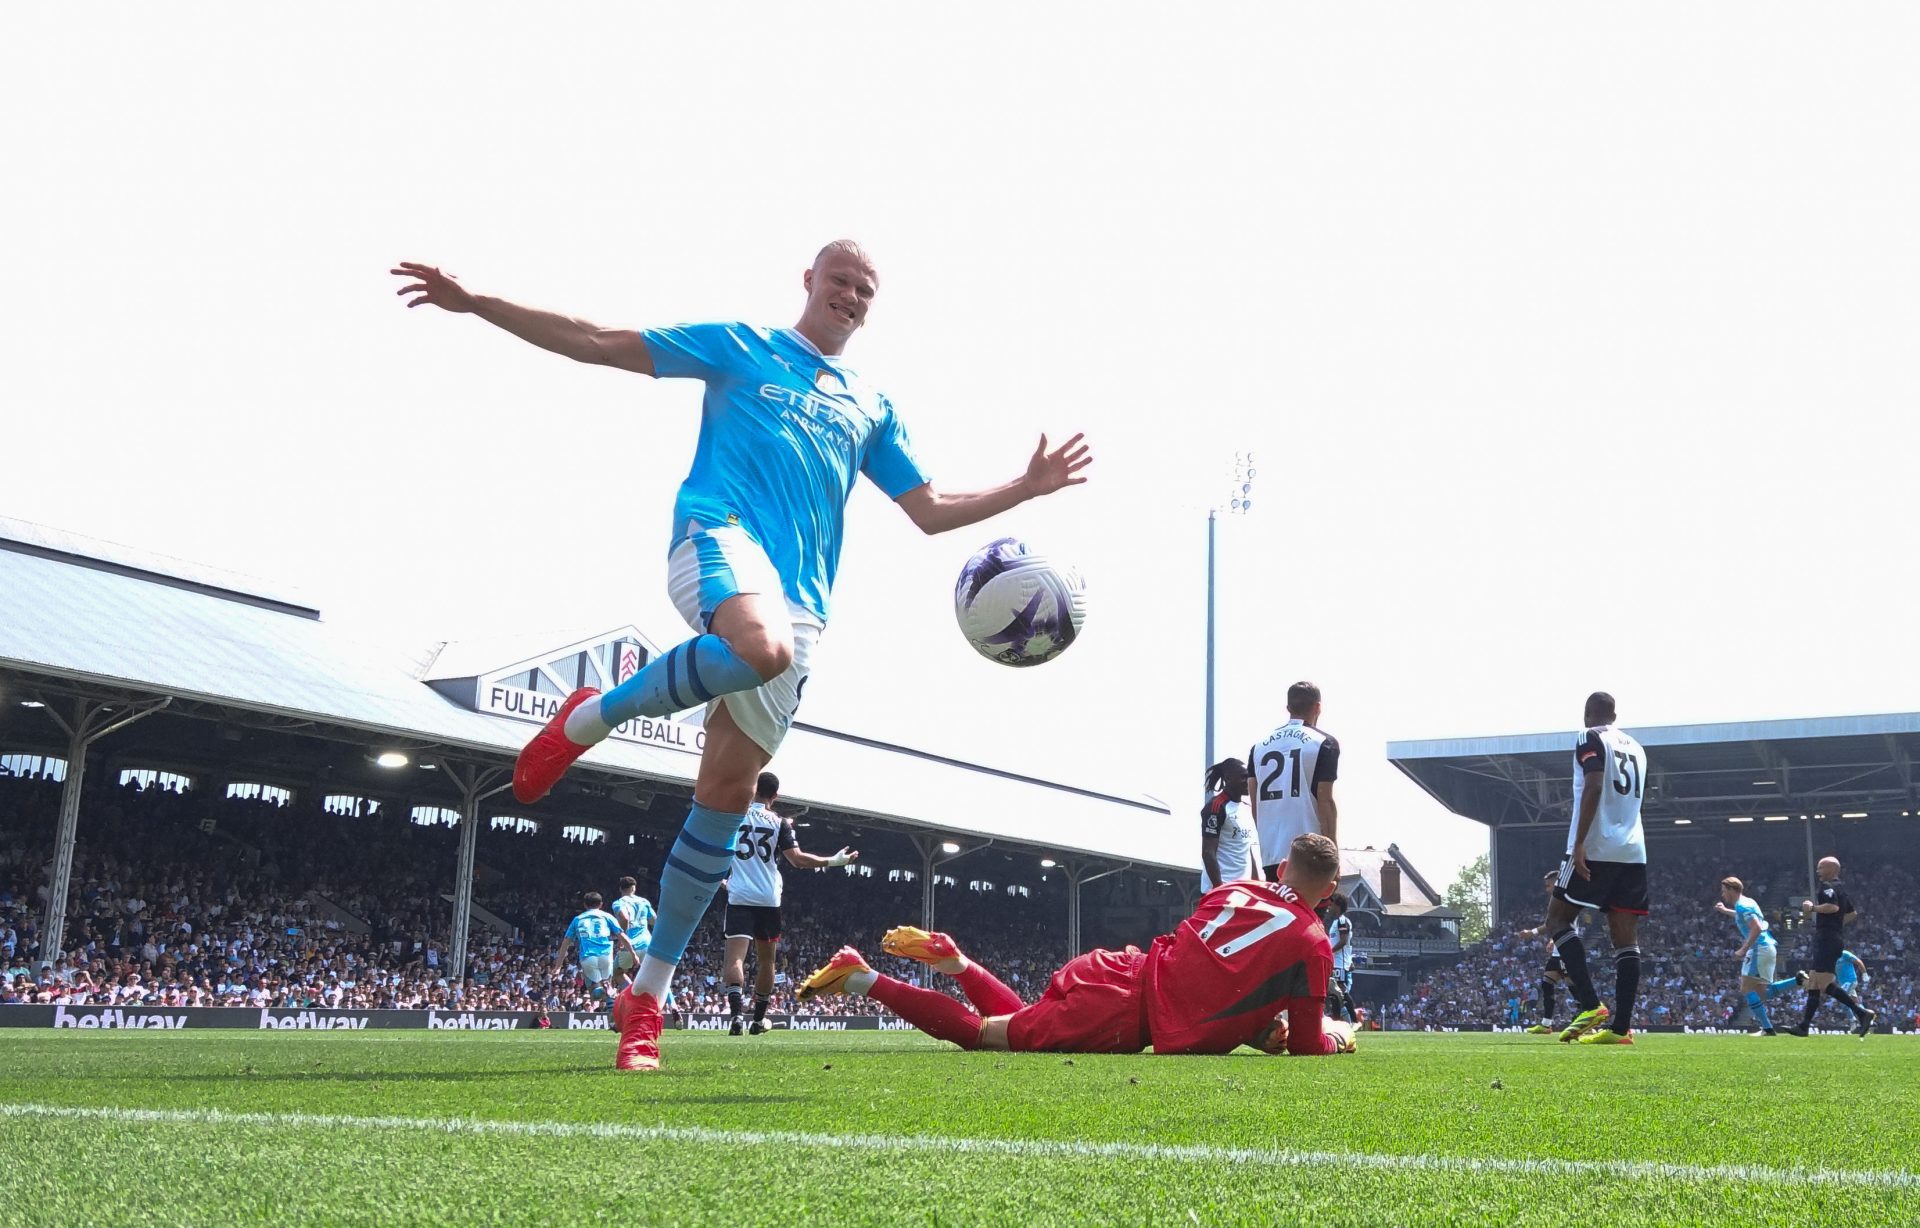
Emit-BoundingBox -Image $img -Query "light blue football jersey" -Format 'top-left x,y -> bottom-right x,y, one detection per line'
565,909 -> 619,959
639,323 -> 929,623
1835,951 -> 1861,991
612,894 -> 655,949
1731,896 -> 1775,947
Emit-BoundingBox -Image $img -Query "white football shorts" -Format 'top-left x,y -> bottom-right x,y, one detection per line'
667,521 -> 822,757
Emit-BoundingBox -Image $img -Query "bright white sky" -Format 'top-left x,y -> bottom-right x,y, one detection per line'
4,5 -> 1917,890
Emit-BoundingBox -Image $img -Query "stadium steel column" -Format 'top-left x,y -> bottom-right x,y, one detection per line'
912,835 -> 986,931
33,695 -> 171,965
1063,861 -> 1131,958
437,760 -> 510,986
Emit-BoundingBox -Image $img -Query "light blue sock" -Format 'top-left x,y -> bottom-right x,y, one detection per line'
644,803 -> 744,967
1746,990 -> 1772,1031
1767,977 -> 1800,997
600,634 -> 763,726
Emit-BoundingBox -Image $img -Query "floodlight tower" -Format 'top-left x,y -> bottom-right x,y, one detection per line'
1204,452 -> 1256,772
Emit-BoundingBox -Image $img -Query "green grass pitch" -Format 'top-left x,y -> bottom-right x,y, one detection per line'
3,1030 -> 1915,1226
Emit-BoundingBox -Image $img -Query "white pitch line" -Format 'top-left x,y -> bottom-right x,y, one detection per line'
3,1102 -> 1916,1192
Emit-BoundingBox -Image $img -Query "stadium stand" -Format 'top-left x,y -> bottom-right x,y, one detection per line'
1386,718 -> 1920,1030
0,772 -> 1085,1016
1384,851 -> 1919,1029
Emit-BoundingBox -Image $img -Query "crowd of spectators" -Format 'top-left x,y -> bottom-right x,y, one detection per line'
0,772 -> 1075,1018
1382,850 -> 1920,1031
8,771 -> 1915,1031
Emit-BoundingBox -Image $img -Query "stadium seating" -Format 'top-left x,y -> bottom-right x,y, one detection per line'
1385,849 -> 1918,1029
0,773 -> 1066,1016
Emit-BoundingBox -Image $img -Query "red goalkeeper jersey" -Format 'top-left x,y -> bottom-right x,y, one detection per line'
1142,880 -> 1334,1055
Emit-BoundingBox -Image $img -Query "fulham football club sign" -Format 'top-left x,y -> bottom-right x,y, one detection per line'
423,627 -> 706,756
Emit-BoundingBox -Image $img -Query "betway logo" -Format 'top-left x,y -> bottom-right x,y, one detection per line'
567,1013 -> 610,1030
260,1010 -> 369,1030
428,1011 -> 520,1030
53,1006 -> 187,1030
788,1017 -> 848,1031
878,1017 -> 916,1031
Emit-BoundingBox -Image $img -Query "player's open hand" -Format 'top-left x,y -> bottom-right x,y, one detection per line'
1572,846 -> 1591,880
392,262 -> 478,312
1024,433 -> 1092,496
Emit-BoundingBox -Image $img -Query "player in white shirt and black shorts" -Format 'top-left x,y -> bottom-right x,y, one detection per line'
1544,692 -> 1649,1045
1249,682 -> 1340,879
722,772 -> 856,1035
1199,757 -> 1258,891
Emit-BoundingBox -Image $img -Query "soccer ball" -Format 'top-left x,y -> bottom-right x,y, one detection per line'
953,537 -> 1088,667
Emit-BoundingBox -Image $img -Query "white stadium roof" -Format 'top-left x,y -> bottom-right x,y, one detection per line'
0,516 -> 1185,871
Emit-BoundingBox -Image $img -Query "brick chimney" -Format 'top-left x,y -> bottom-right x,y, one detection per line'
1379,857 -> 1402,905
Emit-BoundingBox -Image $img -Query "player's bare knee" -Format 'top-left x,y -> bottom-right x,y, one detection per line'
733,633 -> 792,682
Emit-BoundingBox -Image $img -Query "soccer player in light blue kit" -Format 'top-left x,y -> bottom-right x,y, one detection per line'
1714,876 -> 1802,1035
557,892 -> 637,1010
1834,949 -> 1868,1001
609,876 -> 656,992
394,244 -> 1091,1069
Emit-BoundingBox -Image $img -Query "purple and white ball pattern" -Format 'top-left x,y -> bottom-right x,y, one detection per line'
953,537 -> 1088,667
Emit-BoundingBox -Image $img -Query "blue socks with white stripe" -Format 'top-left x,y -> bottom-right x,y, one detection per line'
564,634 -> 764,744
1746,989 -> 1773,1032
628,803 -> 743,1002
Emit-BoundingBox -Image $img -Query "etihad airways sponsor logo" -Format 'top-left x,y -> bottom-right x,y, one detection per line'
54,1006 -> 187,1030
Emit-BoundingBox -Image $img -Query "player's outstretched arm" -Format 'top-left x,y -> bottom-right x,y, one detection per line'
894,433 -> 1091,535
390,262 -> 655,374
784,846 -> 857,871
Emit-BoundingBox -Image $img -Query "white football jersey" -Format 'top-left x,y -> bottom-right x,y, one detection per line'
1326,913 -> 1354,972
1249,719 -> 1340,867
728,802 -> 799,908
1199,793 -> 1257,891
1567,725 -> 1647,864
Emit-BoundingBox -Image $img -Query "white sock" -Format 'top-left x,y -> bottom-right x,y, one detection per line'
631,954 -> 675,1002
844,970 -> 878,997
562,696 -> 613,745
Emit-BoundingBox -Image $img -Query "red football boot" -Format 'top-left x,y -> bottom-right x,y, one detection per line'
613,988 -> 663,1072
512,687 -> 601,805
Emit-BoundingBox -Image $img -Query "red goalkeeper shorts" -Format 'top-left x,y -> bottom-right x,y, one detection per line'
1005,947 -> 1149,1054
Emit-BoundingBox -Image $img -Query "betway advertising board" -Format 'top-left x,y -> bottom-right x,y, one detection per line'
0,1006 -> 913,1031
0,1006 -> 547,1030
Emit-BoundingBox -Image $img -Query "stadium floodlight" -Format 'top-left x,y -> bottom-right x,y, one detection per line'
1752,779 -> 1775,786
1728,816 -> 1754,823
1204,451 -> 1258,769
940,841 -> 961,854
18,700 -> 44,709
1841,812 -> 1869,819
1762,815 -> 1789,822
1673,818 -> 1692,825
1040,858 -> 1057,868
375,752 -> 410,769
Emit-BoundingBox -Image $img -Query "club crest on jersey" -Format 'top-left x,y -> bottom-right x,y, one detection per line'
813,368 -> 840,394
